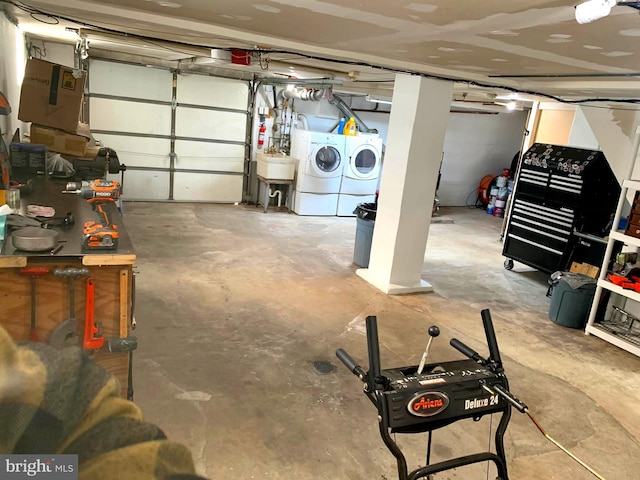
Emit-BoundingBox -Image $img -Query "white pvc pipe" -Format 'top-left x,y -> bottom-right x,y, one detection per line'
269,188 -> 282,207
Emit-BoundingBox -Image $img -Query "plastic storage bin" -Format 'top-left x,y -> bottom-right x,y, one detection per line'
353,203 -> 376,268
548,273 -> 597,329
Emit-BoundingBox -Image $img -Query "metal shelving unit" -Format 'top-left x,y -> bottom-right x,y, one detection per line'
585,126 -> 640,357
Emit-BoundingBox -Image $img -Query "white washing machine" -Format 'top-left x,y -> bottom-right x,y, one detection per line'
337,135 -> 383,216
290,129 -> 346,215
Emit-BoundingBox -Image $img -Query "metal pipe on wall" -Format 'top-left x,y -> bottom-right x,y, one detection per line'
282,88 -> 325,101
325,91 -> 378,134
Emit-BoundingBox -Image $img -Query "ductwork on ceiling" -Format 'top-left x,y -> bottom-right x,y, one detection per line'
276,86 -> 377,133
325,90 -> 378,134
282,87 -> 325,101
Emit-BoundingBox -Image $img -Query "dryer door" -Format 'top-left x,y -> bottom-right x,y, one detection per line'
310,145 -> 342,176
349,144 -> 380,180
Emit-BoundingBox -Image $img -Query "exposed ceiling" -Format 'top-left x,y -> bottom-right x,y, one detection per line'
4,0 -> 640,104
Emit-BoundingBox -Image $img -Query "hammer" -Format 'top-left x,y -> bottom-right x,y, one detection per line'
49,267 -> 90,349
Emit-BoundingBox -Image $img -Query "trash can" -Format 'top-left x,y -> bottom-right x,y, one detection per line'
353,202 -> 377,268
548,272 -> 597,329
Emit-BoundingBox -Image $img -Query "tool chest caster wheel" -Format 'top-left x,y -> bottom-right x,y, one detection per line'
503,259 -> 514,270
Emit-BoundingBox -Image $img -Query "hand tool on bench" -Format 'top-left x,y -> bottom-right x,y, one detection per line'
83,277 -> 104,350
49,267 -> 90,349
108,269 -> 137,400
63,180 -> 121,250
19,267 -> 50,342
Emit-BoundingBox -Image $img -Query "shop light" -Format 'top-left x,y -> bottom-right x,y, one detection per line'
365,95 -> 392,105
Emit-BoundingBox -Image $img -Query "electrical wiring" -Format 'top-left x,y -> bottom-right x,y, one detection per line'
29,11 -> 58,24
4,0 -> 640,106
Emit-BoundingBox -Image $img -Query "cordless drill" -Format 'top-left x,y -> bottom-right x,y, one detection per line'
64,180 -> 121,250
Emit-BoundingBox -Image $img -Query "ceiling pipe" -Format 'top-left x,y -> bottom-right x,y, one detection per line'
283,87 -> 325,101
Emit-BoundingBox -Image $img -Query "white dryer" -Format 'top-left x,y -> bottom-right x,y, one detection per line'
290,129 -> 346,216
337,135 -> 383,216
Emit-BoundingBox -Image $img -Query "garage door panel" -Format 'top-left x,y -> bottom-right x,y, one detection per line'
89,61 -> 248,203
173,172 -> 243,202
177,74 -> 248,110
175,107 -> 246,142
114,169 -> 170,201
89,60 -> 173,101
174,140 -> 244,172
92,134 -> 171,168
90,98 -> 171,135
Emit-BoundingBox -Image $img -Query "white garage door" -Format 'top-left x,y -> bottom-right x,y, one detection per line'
88,59 -> 249,202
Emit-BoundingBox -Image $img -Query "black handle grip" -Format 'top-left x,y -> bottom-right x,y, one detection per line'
493,384 -> 528,413
450,338 -> 485,364
336,348 -> 360,374
481,309 -> 502,367
366,316 -> 382,391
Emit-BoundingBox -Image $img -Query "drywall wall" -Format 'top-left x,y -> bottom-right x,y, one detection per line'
439,111 -> 527,206
579,105 -> 640,183
0,13 -> 24,145
568,107 -> 599,150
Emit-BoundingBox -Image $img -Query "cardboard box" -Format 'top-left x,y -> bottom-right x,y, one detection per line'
569,261 -> 600,279
82,145 -> 101,159
30,123 -> 90,157
18,59 -> 86,132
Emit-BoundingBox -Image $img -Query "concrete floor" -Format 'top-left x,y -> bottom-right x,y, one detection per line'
124,204 -> 640,480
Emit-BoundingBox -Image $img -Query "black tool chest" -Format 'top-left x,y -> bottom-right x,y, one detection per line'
503,143 -> 620,274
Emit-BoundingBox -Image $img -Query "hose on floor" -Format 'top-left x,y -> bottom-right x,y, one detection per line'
525,410 -> 607,480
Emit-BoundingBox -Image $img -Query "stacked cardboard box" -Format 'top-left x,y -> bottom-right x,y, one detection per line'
30,123 -> 91,157
18,58 -> 85,132
17,58 -> 94,158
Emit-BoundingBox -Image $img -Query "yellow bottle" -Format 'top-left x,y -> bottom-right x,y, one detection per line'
344,117 -> 357,136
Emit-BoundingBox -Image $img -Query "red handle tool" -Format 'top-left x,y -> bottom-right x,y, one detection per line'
83,277 -> 104,350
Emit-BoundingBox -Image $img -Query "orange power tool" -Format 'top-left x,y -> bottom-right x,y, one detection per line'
64,179 -> 121,202
65,180 -> 121,250
82,202 -> 120,250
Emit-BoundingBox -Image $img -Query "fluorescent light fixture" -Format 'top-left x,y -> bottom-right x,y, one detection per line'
365,94 -> 392,105
575,0 -> 616,24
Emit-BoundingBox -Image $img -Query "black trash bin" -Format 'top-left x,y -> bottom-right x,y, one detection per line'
353,202 -> 377,268
548,272 -> 597,329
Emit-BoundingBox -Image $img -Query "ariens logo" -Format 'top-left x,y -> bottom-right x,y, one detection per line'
408,392 -> 449,417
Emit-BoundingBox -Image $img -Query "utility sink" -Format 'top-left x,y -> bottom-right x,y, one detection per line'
256,152 -> 297,181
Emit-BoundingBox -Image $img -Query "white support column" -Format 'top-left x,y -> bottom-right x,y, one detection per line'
357,74 -> 453,294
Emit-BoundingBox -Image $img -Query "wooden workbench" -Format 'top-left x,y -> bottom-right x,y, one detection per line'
0,175 -> 135,398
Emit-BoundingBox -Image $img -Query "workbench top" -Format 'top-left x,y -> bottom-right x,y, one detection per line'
1,175 -> 135,267
0,175 -> 136,397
